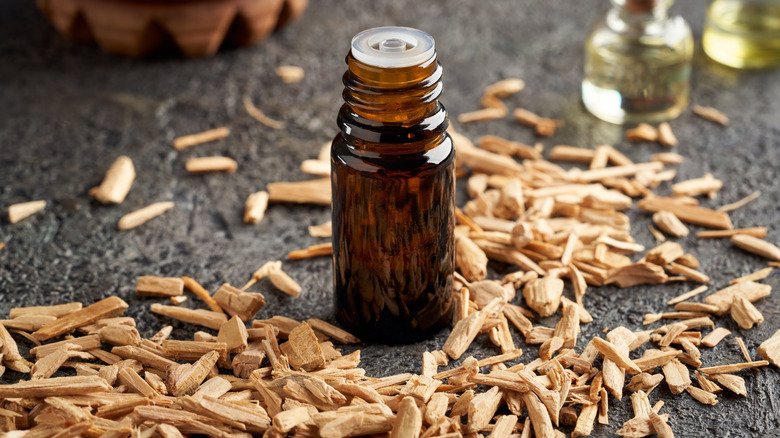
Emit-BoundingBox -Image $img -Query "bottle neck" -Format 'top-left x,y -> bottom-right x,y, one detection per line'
609,0 -> 673,34
338,53 -> 448,154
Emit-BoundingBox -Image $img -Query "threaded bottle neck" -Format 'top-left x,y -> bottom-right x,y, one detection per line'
338,53 -> 448,154
343,53 -> 442,124
338,27 -> 448,155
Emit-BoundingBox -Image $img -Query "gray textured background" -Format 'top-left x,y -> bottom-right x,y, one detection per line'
1,0 -> 779,436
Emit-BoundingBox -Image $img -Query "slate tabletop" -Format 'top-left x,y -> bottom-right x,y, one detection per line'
1,0 -> 779,436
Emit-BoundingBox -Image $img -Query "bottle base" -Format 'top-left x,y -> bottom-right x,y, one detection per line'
582,81 -> 687,125
336,307 -> 452,345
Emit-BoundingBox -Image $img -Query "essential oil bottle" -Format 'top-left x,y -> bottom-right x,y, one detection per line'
331,27 -> 455,343
703,0 -> 780,69
582,0 -> 693,124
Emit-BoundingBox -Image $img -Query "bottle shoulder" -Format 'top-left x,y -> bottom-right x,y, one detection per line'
588,14 -> 693,59
331,132 -> 454,174
591,11 -> 693,48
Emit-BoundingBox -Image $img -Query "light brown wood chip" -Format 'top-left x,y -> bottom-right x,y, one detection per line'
8,200 -> 46,223
698,227 -> 768,239
173,127 -> 230,150
522,277 -> 563,317
288,242 -> 333,260
758,329 -> 780,367
244,96 -> 284,129
478,135 -> 541,160
456,234 -> 489,282
710,373 -> 747,396
625,123 -> 658,142
718,190 -> 760,212
523,391 -> 554,438
10,302 -> 83,319
301,158 -> 331,176
244,190 -> 269,224
135,276 -> 184,298
276,65 -> 305,83
168,350 -> 220,396
730,296 -> 764,329
657,122 -> 678,147
591,337 -> 641,375
653,211 -> 689,237
638,196 -> 733,230
605,262 -> 668,288
32,296 -> 128,342
731,267 -> 773,284
307,318 -> 361,344
279,322 -> 325,371
651,152 -> 685,165
468,386 -> 503,433
731,234 -> 780,261
90,156 -> 135,204
667,285 -> 708,305
458,107 -> 508,123
549,145 -> 594,162
443,298 -> 502,360
267,178 -> 332,205
672,174 -> 722,198
391,396 -> 422,438
572,403 -> 598,438
181,276 -> 224,314
488,414 -> 519,438
217,315 -> 248,354
701,329 -> 731,349
574,161 -> 664,183
118,201 -> 175,230
0,375 -> 111,398
704,280 -> 771,316
150,304 -> 228,330
267,264 -> 302,297
185,156 -> 238,174
212,283 -> 266,321
309,221 -> 333,237
692,105 -> 728,125
649,409 -> 674,438
699,360 -> 769,374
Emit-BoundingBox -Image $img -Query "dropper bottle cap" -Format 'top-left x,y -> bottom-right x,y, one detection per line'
350,26 -> 436,68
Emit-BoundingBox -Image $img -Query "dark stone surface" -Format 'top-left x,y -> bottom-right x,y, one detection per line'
1,0 -> 779,436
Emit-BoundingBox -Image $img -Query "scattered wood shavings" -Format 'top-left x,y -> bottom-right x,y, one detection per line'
244,190 -> 269,224
731,234 -> 780,261
173,126 -> 230,150
185,156 -> 238,174
244,96 -> 285,129
717,190 -> 760,212
276,65 -> 305,83
89,156 -> 135,204
693,105 -> 729,125
118,201 -> 174,230
288,242 -> 333,260
758,329 -> 780,367
657,122 -> 678,147
8,200 -> 46,223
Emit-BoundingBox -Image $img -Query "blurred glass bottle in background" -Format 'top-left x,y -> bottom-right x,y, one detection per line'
582,0 -> 693,124
703,0 -> 780,69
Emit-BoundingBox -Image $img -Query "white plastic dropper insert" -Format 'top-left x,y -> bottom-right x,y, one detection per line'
351,26 -> 435,68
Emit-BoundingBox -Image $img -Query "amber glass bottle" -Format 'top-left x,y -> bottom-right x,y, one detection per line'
331,27 -> 455,344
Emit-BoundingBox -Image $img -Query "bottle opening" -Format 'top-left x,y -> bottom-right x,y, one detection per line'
351,26 -> 435,68
378,38 -> 408,52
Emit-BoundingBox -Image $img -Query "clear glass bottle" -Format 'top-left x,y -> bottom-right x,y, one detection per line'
582,0 -> 694,124
703,0 -> 780,69
331,27 -> 455,343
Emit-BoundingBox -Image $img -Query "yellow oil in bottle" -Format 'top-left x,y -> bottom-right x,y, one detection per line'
703,1 -> 780,69
582,0 -> 693,124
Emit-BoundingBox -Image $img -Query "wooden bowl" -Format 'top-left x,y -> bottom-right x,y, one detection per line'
37,0 -> 309,57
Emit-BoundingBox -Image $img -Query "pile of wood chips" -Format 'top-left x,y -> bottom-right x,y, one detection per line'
2,78 -> 780,438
